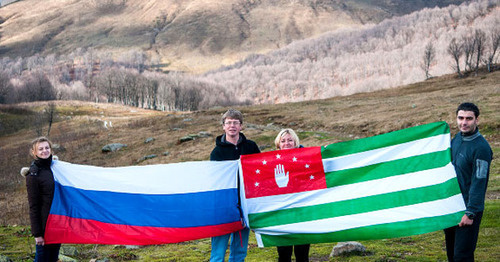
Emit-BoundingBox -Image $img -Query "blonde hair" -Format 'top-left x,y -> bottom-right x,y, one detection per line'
274,128 -> 300,149
30,136 -> 52,158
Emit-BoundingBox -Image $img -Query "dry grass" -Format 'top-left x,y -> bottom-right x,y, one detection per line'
1,70 -> 498,226
0,70 -> 499,261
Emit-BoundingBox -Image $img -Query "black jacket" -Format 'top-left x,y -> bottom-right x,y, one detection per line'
210,133 -> 260,161
26,155 -> 55,238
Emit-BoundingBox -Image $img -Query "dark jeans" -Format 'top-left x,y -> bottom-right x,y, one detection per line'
444,212 -> 483,262
277,244 -> 310,262
35,243 -> 61,262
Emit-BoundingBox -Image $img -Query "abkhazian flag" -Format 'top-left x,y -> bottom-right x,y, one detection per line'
45,160 -> 243,245
239,121 -> 466,247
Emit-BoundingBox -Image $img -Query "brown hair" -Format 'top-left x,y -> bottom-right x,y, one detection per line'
30,136 -> 52,158
221,109 -> 244,125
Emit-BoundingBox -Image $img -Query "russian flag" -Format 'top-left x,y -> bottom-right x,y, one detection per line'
44,160 -> 244,245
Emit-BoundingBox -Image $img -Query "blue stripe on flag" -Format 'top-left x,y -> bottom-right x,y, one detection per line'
51,182 -> 241,228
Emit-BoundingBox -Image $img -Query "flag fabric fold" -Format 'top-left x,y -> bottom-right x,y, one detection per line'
239,121 -> 466,247
45,160 -> 243,245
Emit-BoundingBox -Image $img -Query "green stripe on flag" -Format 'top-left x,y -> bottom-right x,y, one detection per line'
249,178 -> 461,229
321,121 -> 449,159
258,212 -> 463,247
325,149 -> 451,188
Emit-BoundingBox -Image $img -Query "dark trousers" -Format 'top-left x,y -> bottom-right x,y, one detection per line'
277,244 -> 310,262
34,243 -> 61,262
444,212 -> 483,262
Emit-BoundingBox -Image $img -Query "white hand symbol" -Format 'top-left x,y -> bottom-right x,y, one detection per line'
274,164 -> 289,188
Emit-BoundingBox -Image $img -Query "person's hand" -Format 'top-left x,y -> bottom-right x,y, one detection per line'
274,164 -> 289,188
35,236 -> 45,246
458,214 -> 473,227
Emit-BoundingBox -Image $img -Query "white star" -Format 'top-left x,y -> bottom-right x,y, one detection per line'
255,182 -> 260,187
256,169 -> 260,174
262,160 -> 267,165
305,164 -> 310,168
292,157 -> 297,162
310,175 -> 315,180
276,154 -> 281,159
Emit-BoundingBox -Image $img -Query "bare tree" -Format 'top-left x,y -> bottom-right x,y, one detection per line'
20,70 -> 56,102
32,111 -> 45,137
0,71 -> 12,104
31,103 -> 57,137
421,42 -> 435,79
486,28 -> 500,72
448,38 -> 463,77
96,68 -> 117,102
462,35 -> 476,72
45,103 -> 56,137
473,29 -> 486,76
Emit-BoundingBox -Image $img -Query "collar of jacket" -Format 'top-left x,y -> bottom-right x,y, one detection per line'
218,133 -> 246,146
460,128 -> 481,142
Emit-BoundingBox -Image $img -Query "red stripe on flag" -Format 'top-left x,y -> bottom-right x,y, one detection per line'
44,214 -> 244,245
240,147 -> 326,198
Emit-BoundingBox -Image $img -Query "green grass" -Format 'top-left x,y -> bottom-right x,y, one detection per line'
1,198 -> 498,261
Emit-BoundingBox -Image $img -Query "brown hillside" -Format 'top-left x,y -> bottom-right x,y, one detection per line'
0,69 -> 498,226
0,0 -> 466,73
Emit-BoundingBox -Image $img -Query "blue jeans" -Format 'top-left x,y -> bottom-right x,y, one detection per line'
210,228 -> 249,262
35,243 -> 61,262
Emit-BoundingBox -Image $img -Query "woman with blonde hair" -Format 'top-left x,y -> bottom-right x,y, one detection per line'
274,128 -> 310,262
23,136 -> 61,261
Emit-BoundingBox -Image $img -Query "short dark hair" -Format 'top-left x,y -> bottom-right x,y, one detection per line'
456,102 -> 480,118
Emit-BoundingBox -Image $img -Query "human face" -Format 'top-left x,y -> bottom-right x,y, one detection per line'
279,133 -> 296,150
457,110 -> 478,134
34,141 -> 51,159
223,118 -> 242,138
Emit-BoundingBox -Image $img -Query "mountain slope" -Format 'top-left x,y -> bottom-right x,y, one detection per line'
200,0 -> 499,104
1,69 -> 498,226
0,0 -> 466,72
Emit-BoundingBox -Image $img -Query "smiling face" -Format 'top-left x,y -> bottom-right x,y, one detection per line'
33,141 -> 51,159
457,110 -> 478,134
223,118 -> 242,138
279,133 -> 297,150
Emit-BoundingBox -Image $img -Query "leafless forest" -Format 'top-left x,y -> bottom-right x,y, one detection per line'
0,0 -> 498,110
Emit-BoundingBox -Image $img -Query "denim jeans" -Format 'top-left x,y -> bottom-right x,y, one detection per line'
210,228 -> 250,262
34,243 -> 61,262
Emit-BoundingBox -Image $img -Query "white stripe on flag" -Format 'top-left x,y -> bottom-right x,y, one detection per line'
51,160 -> 239,194
322,133 -> 450,173
255,233 -> 264,247
255,194 -> 465,235
246,163 -> 456,214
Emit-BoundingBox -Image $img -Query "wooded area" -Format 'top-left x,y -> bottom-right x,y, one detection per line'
0,0 -> 498,110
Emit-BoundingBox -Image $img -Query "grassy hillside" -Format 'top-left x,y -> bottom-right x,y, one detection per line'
0,70 -> 498,261
0,0 -> 466,73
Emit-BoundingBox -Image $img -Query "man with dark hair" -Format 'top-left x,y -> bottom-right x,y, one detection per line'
209,109 -> 260,261
444,102 -> 492,262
